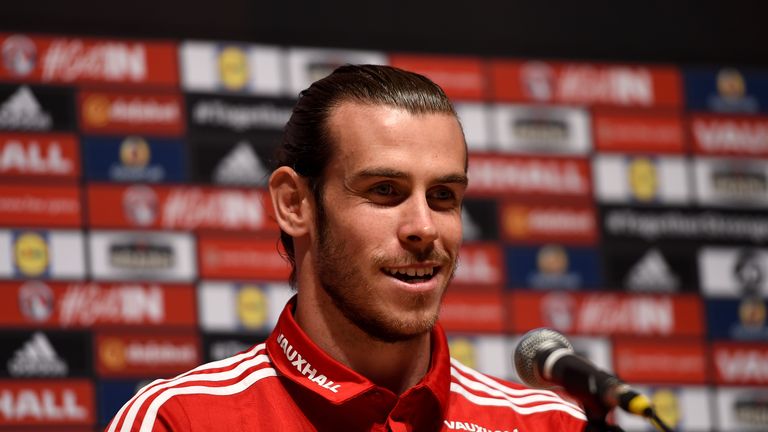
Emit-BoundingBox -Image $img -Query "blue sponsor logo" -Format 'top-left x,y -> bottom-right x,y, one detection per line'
706,298 -> 768,341
98,379 -> 152,426
685,67 -> 768,114
504,245 -> 601,289
83,136 -> 187,183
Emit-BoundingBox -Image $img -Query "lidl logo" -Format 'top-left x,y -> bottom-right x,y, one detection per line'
13,231 -> 49,277
218,46 -> 248,91
448,337 -> 476,369
628,157 -> 658,202
237,285 -> 267,329
650,388 -> 681,429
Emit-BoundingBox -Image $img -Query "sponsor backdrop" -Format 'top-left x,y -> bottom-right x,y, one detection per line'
0,32 -> 766,431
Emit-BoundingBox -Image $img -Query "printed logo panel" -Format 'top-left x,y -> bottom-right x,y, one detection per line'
0,281 -> 196,328
601,241 -> 699,293
507,291 -> 704,336
690,114 -> 768,157
439,291 -> 505,333
82,135 -> 186,183
78,90 -> 184,136
0,379 -> 95,426
600,206 -> 768,245
87,184 -> 277,232
467,154 -> 591,200
706,298 -> 768,341
198,281 -> 292,333
593,155 -> 691,204
490,104 -> 591,155
0,330 -> 92,378
500,202 -> 597,245
699,246 -> 768,298
388,54 -> 486,100
88,230 -> 196,281
189,134 -> 280,187
202,333 -> 266,362
0,229 -> 85,280
446,335 -> 510,379
0,84 -> 75,131
0,185 -> 81,227
712,343 -> 768,386
95,332 -> 200,378
287,47 -> 388,96
592,110 -> 685,154
694,157 -> 768,208
451,243 -> 504,289
185,93 -> 293,134
0,133 -> 79,178
504,245 -> 601,290
490,61 -> 682,108
180,41 -> 285,95
612,338 -> 706,384
715,387 -> 768,431
198,234 -> 289,280
615,386 -> 713,432
0,33 -> 178,86
684,67 -> 768,114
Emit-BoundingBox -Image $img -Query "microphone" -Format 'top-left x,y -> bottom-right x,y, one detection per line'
513,328 -> 653,419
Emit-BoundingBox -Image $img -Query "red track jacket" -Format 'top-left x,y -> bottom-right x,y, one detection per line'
107,298 -> 586,431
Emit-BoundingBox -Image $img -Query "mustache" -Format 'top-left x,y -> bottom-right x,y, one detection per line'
372,246 -> 455,267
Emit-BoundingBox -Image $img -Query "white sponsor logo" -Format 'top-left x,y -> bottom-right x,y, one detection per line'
277,333 -> 340,393
123,185 -> 158,227
212,141 -> 269,186
693,119 -> 768,155
578,296 -> 674,334
558,65 -> 654,105
716,349 -> 768,383
0,86 -> 52,130
617,351 -> 703,375
0,194 -> 78,216
453,249 -> 500,284
120,341 -> 196,365
193,99 -> 291,131
624,249 -> 680,292
7,332 -> 68,377
0,388 -> 87,421
0,139 -> 72,174
526,208 -> 594,235
469,158 -> 587,195
439,302 -> 501,325
42,39 -> 146,82
210,340 -> 252,361
443,420 -> 515,432
2,35 -> 37,77
162,189 -> 266,230
59,283 -> 164,326
107,98 -> 179,124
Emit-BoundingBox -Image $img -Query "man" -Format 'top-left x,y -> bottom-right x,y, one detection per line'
107,65 -> 586,431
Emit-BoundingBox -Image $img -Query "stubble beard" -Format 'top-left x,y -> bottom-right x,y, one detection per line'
314,203 -> 456,344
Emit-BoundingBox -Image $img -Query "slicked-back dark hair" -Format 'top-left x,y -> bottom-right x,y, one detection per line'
273,64 -> 461,287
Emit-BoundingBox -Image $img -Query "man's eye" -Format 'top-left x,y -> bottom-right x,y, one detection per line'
372,183 -> 396,195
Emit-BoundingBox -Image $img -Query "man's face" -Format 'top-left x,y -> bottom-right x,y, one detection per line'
313,102 -> 467,343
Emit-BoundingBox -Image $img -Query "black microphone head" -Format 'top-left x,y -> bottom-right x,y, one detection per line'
514,328 -> 574,388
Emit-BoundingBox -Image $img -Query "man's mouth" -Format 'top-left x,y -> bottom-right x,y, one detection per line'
382,266 -> 439,283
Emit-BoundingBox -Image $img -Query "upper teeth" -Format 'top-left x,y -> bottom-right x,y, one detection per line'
386,267 -> 434,277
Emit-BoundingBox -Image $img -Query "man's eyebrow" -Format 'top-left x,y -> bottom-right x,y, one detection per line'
353,168 -> 468,186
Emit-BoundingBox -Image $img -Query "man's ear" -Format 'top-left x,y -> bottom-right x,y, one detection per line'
269,166 -> 313,237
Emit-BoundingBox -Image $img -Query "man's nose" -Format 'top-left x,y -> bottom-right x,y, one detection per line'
398,196 -> 438,249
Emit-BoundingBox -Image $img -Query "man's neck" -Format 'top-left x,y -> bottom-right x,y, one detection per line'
293,287 -> 432,395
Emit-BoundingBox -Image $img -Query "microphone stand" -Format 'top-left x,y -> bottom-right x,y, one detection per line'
581,403 -> 625,432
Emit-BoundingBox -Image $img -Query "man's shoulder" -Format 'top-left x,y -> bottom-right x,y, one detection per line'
445,357 -> 586,431
106,343 -> 279,432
